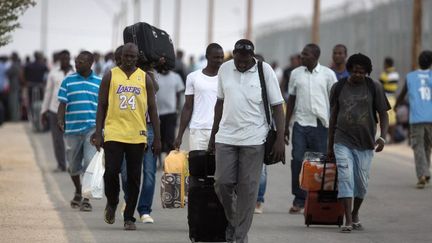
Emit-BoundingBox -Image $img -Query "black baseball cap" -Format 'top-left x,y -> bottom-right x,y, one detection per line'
233,39 -> 255,55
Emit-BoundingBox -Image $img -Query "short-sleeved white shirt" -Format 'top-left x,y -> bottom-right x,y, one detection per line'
156,71 -> 185,115
216,60 -> 284,146
185,70 -> 218,130
288,63 -> 338,128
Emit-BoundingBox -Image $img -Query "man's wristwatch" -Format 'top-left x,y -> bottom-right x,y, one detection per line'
378,137 -> 386,144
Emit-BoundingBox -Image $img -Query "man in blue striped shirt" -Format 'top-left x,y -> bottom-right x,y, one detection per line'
57,51 -> 101,212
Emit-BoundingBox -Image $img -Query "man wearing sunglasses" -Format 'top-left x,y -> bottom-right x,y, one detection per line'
208,39 -> 285,243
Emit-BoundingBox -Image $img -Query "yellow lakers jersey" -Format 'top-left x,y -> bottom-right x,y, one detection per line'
104,67 -> 148,144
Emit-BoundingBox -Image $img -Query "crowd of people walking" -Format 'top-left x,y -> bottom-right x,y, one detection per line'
1,37 -> 431,242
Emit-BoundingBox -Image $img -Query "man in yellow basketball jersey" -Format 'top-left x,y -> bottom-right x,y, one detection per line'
91,43 -> 161,230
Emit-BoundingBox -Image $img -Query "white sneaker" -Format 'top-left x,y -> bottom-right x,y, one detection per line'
254,202 -> 263,214
121,202 -> 126,217
141,214 -> 154,224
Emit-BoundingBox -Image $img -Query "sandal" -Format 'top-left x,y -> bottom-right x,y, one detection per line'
80,199 -> 92,212
70,193 -> 82,209
352,222 -> 364,231
340,225 -> 353,233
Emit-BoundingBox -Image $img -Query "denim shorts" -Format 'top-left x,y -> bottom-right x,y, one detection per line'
64,128 -> 97,176
334,143 -> 374,199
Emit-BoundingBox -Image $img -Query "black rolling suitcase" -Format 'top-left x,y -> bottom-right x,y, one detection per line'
123,22 -> 175,70
188,150 -> 227,242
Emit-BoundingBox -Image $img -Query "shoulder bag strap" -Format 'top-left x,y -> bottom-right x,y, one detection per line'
258,61 -> 271,127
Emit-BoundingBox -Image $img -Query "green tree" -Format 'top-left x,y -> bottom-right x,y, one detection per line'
0,0 -> 36,47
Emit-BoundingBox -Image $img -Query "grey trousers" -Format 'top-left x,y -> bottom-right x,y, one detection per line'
214,143 -> 264,243
410,123 -> 432,178
48,111 -> 66,170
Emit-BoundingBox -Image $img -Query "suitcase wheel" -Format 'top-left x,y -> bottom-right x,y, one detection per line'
305,214 -> 312,227
337,216 -> 343,227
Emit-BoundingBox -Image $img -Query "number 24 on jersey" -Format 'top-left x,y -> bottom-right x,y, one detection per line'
119,95 -> 136,110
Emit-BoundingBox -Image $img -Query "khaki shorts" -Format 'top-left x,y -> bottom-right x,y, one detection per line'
189,129 -> 211,151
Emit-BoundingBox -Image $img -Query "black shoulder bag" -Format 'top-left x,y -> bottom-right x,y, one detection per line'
258,61 -> 284,165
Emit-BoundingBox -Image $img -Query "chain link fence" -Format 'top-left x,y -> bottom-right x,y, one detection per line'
255,0 -> 432,79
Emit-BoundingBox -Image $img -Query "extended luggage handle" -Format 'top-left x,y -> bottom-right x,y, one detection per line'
203,151 -> 215,178
320,155 -> 338,191
318,155 -> 339,202
188,150 -> 216,179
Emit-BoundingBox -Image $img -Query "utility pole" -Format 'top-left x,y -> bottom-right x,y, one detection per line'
207,0 -> 214,45
134,0 -> 141,22
154,0 -> 161,27
245,0 -> 253,40
174,0 -> 181,48
311,0 -> 320,44
40,0 -> 48,55
112,13 -> 119,49
411,0 -> 422,70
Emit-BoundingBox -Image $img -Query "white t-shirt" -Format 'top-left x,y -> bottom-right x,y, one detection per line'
216,60 -> 284,146
156,71 -> 185,115
185,70 -> 218,130
288,63 -> 337,128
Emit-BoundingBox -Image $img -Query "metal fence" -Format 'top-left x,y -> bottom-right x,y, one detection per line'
255,0 -> 432,80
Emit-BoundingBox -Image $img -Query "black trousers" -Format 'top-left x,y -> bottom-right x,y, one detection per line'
103,141 -> 145,222
160,113 -> 177,153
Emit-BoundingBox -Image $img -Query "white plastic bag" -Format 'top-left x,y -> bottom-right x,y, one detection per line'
82,149 -> 105,199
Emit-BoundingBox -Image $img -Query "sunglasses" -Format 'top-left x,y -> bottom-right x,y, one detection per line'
234,43 -> 254,52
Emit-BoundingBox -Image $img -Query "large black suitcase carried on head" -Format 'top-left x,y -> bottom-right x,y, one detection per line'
188,177 -> 227,242
123,22 -> 175,70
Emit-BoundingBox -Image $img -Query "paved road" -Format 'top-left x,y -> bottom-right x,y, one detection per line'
28,125 -> 432,243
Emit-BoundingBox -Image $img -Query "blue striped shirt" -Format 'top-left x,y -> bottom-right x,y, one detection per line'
58,71 -> 101,134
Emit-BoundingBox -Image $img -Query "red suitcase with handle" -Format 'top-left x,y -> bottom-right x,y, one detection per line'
304,156 -> 344,227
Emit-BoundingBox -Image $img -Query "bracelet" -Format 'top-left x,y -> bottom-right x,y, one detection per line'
378,137 -> 386,144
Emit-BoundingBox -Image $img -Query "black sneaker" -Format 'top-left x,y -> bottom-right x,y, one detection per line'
104,204 -> 116,224
416,176 -> 427,189
124,220 -> 136,230
426,176 -> 430,184
225,223 -> 235,242
80,198 -> 92,212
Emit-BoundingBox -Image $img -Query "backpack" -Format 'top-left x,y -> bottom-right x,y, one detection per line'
331,77 -> 379,123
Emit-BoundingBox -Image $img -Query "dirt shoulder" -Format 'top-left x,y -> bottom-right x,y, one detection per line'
0,123 -> 67,243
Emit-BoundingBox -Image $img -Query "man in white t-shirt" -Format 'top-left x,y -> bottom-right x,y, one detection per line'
156,70 -> 184,153
174,43 -> 224,150
208,39 -> 285,243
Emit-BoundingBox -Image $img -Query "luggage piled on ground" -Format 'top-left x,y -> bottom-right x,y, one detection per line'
160,150 -> 189,208
123,22 -> 176,71
301,152 -> 344,227
187,150 -> 227,243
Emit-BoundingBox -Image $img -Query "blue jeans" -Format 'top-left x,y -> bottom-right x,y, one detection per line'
257,165 -> 267,203
291,121 -> 328,207
334,143 -> 373,199
120,125 -> 157,215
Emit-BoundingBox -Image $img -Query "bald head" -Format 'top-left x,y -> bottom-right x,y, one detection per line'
123,43 -> 138,54
121,43 -> 139,70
